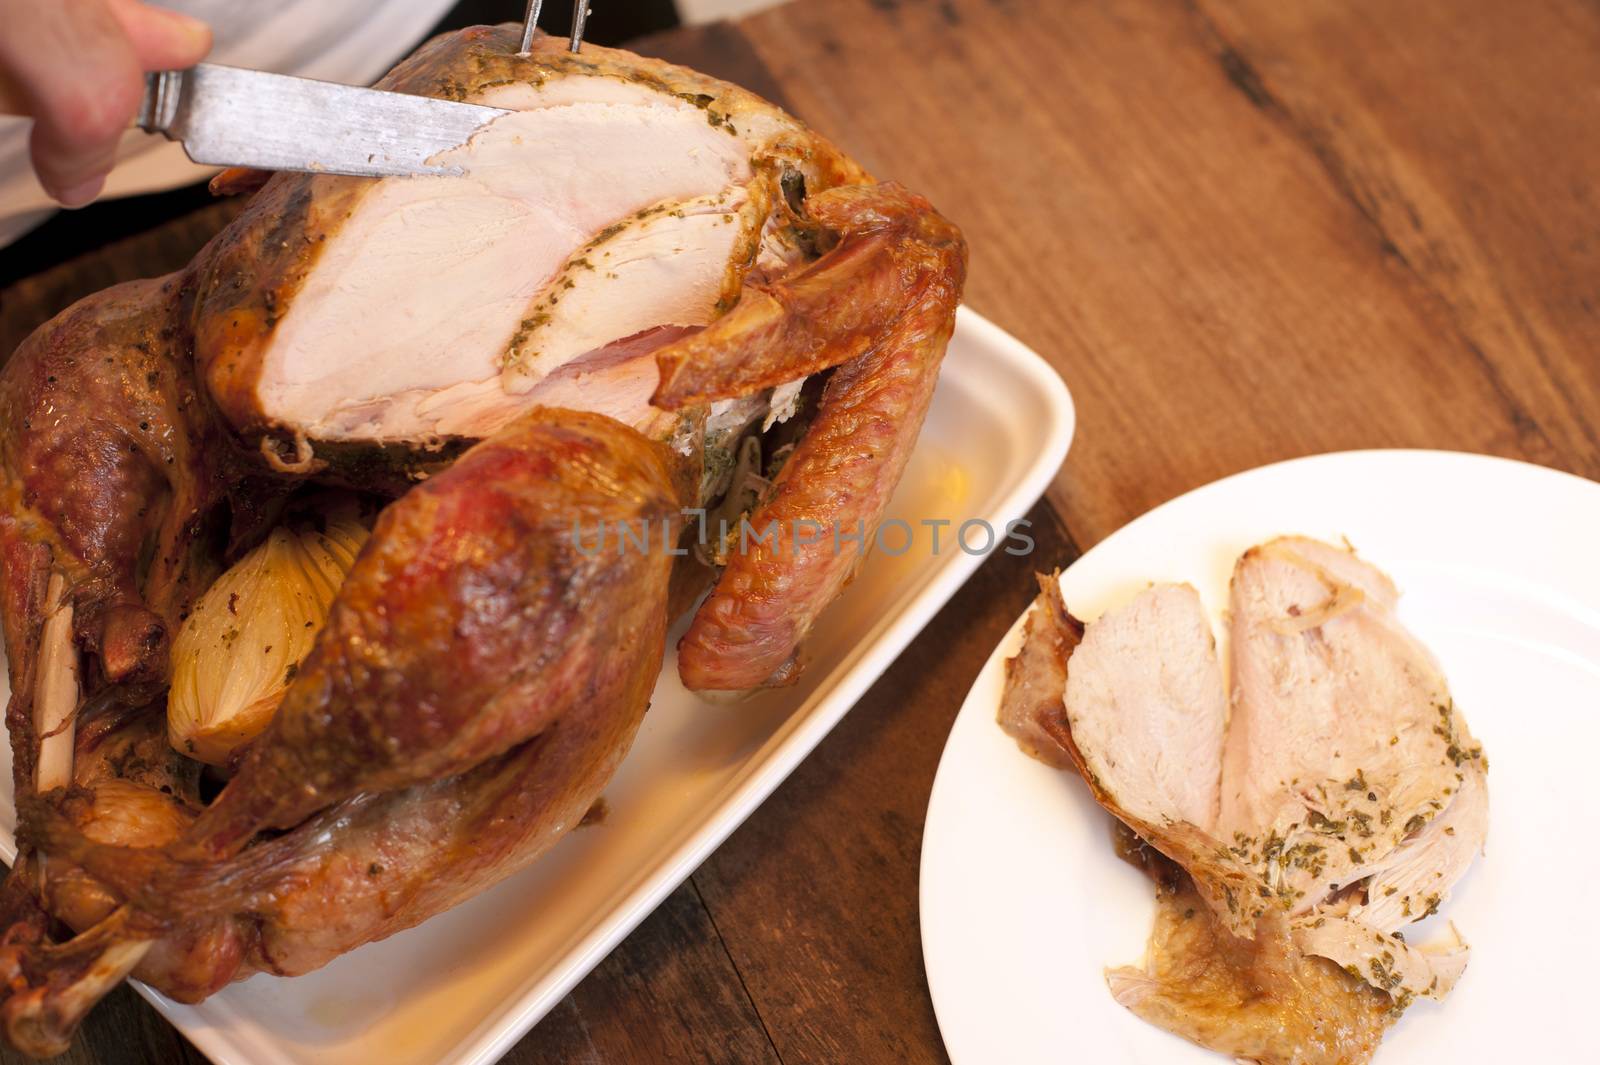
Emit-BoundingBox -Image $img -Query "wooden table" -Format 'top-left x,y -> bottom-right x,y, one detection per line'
3,0 -> 1596,1061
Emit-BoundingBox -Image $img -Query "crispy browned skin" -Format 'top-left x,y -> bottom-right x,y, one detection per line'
182,407 -> 678,857
652,184 -> 947,408
1112,874 -> 1392,1065
0,277 -> 223,695
0,708 -> 234,1054
0,282 -> 229,1006
4,408 -> 675,1049
201,681 -> 648,977
996,572 -> 1082,769
41,727 -> 241,1007
674,185 -> 966,690
29,613 -> 661,983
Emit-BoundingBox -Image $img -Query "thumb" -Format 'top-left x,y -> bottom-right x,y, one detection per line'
109,1 -> 212,71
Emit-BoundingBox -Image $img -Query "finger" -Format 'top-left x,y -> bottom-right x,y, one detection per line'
0,65 -> 25,117
0,0 -> 143,205
108,0 -> 211,71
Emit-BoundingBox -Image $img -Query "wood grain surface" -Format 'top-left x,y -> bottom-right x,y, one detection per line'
1,1 -> 1594,1062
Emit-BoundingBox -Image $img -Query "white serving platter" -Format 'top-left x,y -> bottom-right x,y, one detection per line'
0,306 -> 1074,1065
920,450 -> 1600,1065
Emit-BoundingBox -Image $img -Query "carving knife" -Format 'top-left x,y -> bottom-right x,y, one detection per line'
137,63 -> 512,178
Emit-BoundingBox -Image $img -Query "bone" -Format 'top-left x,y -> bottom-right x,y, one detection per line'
1,909 -> 152,1058
6,579 -> 156,1057
33,573 -> 78,793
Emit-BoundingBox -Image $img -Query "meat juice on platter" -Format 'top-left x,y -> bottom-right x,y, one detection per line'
999,537 -> 1487,1065
0,26 -> 966,1056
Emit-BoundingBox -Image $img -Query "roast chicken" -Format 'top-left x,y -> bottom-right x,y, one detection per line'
0,26 -> 966,1056
1000,537 -> 1488,1064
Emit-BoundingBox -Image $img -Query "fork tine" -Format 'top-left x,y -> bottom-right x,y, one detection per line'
518,0 -> 543,55
569,1 -> 589,53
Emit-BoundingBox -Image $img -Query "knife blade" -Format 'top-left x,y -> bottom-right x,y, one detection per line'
137,64 -> 511,179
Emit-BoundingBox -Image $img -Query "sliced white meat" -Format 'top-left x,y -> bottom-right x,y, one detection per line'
1221,538 -> 1466,913
1004,580 -> 1264,935
1349,756 -> 1488,933
1065,583 -> 1226,830
1272,535 -> 1400,607
1006,535 -> 1490,1049
1294,750 -> 1485,1000
1294,915 -> 1469,1003
504,190 -> 752,391
257,90 -> 754,441
312,326 -> 695,441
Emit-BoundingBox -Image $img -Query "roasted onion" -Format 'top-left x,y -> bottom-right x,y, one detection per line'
167,513 -> 367,765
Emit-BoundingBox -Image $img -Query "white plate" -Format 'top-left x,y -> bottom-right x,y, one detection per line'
0,307 -> 1073,1065
920,450 -> 1600,1065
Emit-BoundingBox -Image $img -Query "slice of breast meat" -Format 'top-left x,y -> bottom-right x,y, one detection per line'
1064,583 -> 1226,831
1292,723 -> 1487,1004
1223,537 -> 1488,997
1356,757 -> 1487,932
1001,580 -> 1265,937
1221,537 -> 1476,908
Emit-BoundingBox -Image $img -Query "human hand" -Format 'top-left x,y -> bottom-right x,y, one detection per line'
0,0 -> 211,206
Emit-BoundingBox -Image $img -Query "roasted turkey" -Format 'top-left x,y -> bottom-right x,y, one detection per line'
1000,538 -> 1488,1064
0,25 -> 966,1056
